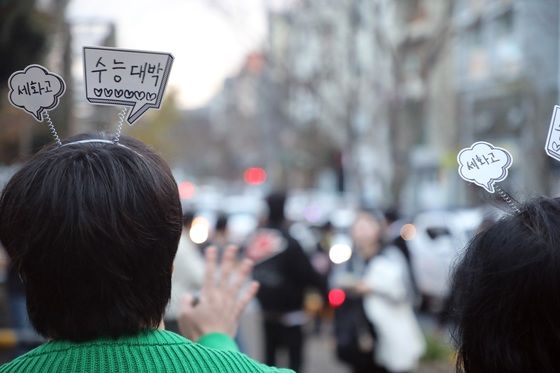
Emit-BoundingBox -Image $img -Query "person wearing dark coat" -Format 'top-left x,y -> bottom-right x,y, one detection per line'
246,192 -> 327,372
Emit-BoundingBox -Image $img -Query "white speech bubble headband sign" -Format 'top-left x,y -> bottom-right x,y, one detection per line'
8,64 -> 66,122
457,141 -> 513,193
7,64 -> 66,146
545,105 -> 560,162
83,46 -> 174,125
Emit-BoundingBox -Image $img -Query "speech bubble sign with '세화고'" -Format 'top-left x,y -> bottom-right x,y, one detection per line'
457,141 -> 513,193
8,64 -> 66,121
83,46 -> 174,124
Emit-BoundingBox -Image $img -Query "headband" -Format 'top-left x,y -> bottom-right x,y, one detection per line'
457,105 -> 560,213
60,139 -> 144,157
7,47 -> 174,147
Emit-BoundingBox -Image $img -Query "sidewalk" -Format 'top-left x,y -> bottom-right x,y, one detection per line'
239,304 -> 455,373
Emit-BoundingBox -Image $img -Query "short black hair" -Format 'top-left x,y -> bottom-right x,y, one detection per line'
451,197 -> 560,372
183,211 -> 195,229
215,213 -> 228,232
0,133 -> 182,341
383,207 -> 400,224
266,192 -> 286,226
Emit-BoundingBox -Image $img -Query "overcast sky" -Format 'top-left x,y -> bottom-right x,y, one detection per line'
67,0 -> 270,109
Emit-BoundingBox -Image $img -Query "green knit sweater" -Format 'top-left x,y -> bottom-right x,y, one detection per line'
0,330 -> 294,372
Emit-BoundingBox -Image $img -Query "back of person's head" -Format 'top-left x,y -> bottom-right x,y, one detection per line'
452,197 -> 560,373
265,192 -> 286,226
0,133 -> 182,342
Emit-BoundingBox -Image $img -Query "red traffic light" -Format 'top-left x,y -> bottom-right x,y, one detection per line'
178,181 -> 196,200
244,167 -> 267,185
328,288 -> 346,308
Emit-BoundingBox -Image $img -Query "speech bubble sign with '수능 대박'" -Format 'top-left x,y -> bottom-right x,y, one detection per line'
83,46 -> 174,124
8,64 -> 66,121
457,141 -> 513,193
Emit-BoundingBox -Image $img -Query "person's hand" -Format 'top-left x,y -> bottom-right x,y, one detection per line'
178,245 -> 259,341
351,281 -> 372,296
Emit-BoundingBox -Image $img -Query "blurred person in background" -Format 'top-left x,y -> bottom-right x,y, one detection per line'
205,213 -> 249,353
332,210 -> 425,373
1,241 -> 42,358
213,214 -> 229,249
310,221 -> 335,335
383,208 -> 421,308
165,211 -> 205,334
313,221 -> 334,277
331,210 -> 380,373
246,192 -> 327,372
205,213 -> 230,259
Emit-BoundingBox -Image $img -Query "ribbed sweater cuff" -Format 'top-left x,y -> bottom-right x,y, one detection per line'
196,333 -> 239,352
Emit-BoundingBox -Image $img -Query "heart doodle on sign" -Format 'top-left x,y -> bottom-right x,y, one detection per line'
124,90 -> 134,99
104,88 -> 113,98
146,92 -> 157,102
134,91 -> 146,100
115,89 -> 124,98
94,88 -> 102,97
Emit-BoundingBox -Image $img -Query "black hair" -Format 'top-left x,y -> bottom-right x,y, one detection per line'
0,133 -> 182,341
383,207 -> 400,225
266,192 -> 286,226
215,214 -> 228,232
452,197 -> 560,373
183,211 -> 195,229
